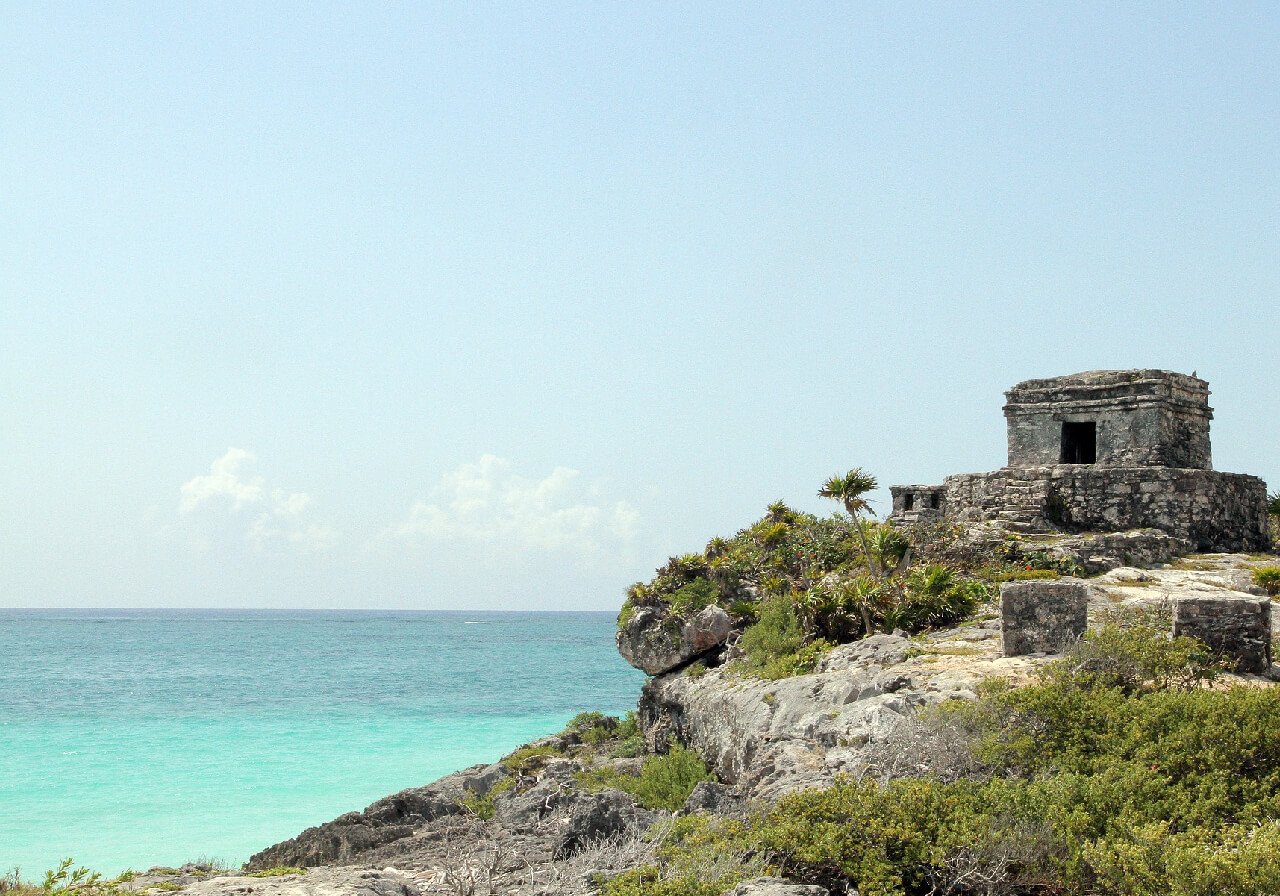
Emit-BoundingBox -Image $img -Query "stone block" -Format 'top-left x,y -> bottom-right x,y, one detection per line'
1001,580 -> 1089,657
1173,596 -> 1272,674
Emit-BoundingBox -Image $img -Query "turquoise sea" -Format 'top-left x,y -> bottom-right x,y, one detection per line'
0,609 -> 644,876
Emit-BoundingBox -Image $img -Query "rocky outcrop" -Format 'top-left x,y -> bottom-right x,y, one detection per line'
246,764 -> 495,869
554,789 -> 659,858
1033,528 -> 1194,574
230,546 -> 1278,896
639,629 -> 1043,799
638,553 -> 1280,802
244,746 -> 660,894
616,604 -> 733,674
182,869 -> 421,896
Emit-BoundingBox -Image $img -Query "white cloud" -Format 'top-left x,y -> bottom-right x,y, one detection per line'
178,449 -> 336,552
395,455 -> 639,555
180,447 -> 264,513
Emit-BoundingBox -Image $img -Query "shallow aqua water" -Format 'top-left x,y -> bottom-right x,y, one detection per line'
0,609 -> 643,876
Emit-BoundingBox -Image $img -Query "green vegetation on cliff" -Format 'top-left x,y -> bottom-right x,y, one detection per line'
618,469 -> 1072,680
606,618 -> 1280,896
578,745 -> 712,812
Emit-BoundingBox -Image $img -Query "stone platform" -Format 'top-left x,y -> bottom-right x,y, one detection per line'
944,465 -> 1270,552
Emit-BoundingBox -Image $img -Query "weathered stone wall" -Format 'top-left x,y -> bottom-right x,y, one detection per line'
1173,596 -> 1271,673
1004,369 -> 1212,469
1001,581 -> 1089,656
889,484 -> 946,524
945,466 -> 1271,552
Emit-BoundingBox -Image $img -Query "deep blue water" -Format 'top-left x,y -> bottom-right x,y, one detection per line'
0,609 -> 642,875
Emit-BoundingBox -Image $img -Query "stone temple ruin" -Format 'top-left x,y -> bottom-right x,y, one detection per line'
890,369 -> 1272,553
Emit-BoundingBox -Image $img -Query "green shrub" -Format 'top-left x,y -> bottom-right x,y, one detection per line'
601,816 -> 759,896
617,620 -> 1280,896
245,867 -> 305,878
1084,820 -> 1280,896
760,777 -> 998,895
1039,609 -> 1220,694
973,564 -> 1061,582
501,743 -> 563,775
577,745 -> 712,811
610,734 -> 647,759
866,524 -> 909,572
737,596 -> 831,679
561,710 -> 620,745
32,861 -> 124,896
459,776 -> 514,821
1254,566 -> 1280,596
615,710 -> 639,739
602,867 -> 726,896
617,599 -> 638,630
885,565 -> 987,632
667,579 -> 718,618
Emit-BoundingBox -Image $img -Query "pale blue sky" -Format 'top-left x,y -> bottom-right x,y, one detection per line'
3,3 -> 1277,609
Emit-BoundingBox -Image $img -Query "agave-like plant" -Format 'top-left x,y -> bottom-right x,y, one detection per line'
867,523 -> 910,574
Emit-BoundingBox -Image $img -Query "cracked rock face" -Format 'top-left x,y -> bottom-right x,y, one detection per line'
245,764 -> 490,869
616,604 -> 733,674
639,626 -> 1046,800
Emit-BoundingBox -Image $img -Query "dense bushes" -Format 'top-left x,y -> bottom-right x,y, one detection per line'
619,486 -> 998,681
603,816 -> 763,896
737,596 -> 831,680
577,745 -> 712,811
611,621 -> 1280,896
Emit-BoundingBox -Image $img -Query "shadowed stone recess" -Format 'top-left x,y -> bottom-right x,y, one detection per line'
1173,596 -> 1272,674
1001,581 -> 1089,656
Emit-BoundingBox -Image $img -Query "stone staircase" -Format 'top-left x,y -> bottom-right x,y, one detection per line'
991,476 -> 1052,532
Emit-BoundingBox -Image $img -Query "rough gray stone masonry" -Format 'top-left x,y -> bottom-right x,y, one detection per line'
1001,580 -> 1089,657
1173,596 -> 1272,674
1004,369 -> 1212,469
946,466 -> 1270,552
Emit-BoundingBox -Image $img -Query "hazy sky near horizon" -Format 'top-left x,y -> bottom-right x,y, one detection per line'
3,3 -> 1278,609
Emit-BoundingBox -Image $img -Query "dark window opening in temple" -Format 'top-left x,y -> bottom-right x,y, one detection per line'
1061,421 -> 1097,464
930,493 -> 941,509
903,493 -> 914,511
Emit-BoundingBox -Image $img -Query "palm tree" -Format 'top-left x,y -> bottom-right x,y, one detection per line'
818,468 -> 881,578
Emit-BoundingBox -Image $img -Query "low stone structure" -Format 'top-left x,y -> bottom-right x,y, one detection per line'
1172,596 -> 1272,674
891,370 -> 1272,552
1000,580 -> 1089,656
889,484 -> 946,523
946,465 -> 1268,550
